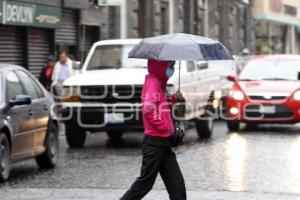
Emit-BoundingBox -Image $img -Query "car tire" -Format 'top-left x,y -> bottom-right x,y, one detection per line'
227,120 -> 240,131
0,133 -> 11,183
195,115 -> 214,139
177,120 -> 187,133
65,124 -> 86,148
36,122 -> 59,169
107,131 -> 123,141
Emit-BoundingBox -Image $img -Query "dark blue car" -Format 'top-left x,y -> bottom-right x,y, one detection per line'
0,64 -> 59,182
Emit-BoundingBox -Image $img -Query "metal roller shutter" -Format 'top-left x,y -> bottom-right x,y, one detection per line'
0,26 -> 24,66
55,9 -> 78,45
27,28 -> 52,78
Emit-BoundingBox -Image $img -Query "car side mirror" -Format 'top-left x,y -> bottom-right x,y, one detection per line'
227,75 -> 236,82
298,72 -> 300,80
9,95 -> 32,107
72,61 -> 82,70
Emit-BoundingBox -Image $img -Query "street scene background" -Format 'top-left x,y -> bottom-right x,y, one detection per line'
1,0 -> 300,200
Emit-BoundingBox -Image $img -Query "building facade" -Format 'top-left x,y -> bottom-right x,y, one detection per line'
0,0 -> 255,77
0,0 -> 61,77
206,0 -> 254,54
0,0 -> 105,77
253,0 -> 300,54
124,0 -> 254,55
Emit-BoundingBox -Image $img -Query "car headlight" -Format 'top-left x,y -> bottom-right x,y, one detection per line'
61,86 -> 80,102
229,90 -> 244,101
293,90 -> 300,100
214,90 -> 222,100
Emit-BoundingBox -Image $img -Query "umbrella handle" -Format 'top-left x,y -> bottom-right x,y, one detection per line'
178,60 -> 181,92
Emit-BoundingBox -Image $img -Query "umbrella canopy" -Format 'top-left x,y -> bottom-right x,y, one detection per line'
129,33 -> 233,61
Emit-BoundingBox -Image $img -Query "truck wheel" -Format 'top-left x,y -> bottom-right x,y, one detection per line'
36,122 -> 59,169
65,124 -> 86,148
107,131 -> 123,141
227,120 -> 240,131
195,115 -> 214,139
0,133 -> 11,183
177,120 -> 187,133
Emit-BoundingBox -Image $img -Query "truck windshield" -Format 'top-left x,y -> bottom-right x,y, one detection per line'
86,44 -> 147,70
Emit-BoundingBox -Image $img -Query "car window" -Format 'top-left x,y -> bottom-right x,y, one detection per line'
6,71 -> 25,100
197,62 -> 208,71
239,59 -> 300,81
24,72 -> 45,98
187,61 -> 196,72
16,70 -> 42,100
34,81 -> 44,98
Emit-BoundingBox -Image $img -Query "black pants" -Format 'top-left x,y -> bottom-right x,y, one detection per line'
120,136 -> 186,200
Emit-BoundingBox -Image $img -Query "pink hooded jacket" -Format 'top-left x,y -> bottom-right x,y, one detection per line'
141,60 -> 175,138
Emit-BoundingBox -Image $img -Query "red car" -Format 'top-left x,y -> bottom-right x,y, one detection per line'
225,55 -> 300,131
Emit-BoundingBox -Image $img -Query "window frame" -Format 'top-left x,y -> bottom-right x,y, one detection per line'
186,61 -> 196,72
15,70 -> 45,101
6,70 -> 26,102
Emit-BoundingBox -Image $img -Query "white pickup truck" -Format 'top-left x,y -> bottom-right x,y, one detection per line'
61,39 -> 221,148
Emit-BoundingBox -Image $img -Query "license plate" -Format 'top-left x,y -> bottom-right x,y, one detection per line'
259,105 -> 276,114
104,113 -> 124,124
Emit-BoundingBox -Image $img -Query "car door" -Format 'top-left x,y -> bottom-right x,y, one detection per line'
179,61 -> 198,117
196,61 -> 220,110
6,71 -> 36,160
16,70 -> 49,154
194,62 -> 211,113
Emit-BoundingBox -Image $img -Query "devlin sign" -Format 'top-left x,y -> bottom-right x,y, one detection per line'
0,0 -> 61,28
5,3 -> 34,24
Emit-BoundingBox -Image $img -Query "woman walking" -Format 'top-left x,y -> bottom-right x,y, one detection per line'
39,55 -> 55,91
120,60 -> 186,200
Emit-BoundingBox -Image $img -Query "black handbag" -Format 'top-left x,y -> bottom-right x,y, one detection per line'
168,94 -> 185,147
171,124 -> 185,147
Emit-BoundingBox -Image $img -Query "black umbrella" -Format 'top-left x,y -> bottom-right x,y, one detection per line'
129,33 -> 233,90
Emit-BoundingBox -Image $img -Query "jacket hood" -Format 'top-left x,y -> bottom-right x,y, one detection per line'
147,60 -> 169,88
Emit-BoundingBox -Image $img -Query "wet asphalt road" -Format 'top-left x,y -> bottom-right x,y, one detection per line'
1,121 -> 300,199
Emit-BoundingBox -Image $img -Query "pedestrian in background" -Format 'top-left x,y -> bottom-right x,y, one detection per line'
51,51 -> 74,96
39,55 -> 55,91
120,60 -> 187,200
241,48 -> 251,56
